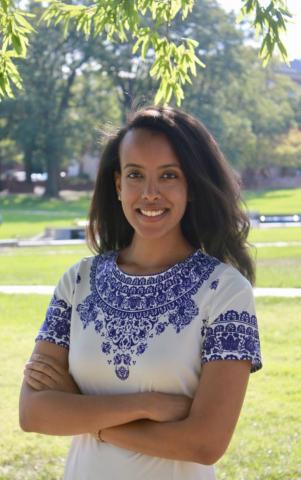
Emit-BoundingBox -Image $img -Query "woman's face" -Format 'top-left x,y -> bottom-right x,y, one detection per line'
114,128 -> 189,242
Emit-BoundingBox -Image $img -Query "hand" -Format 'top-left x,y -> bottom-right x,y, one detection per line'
24,353 -> 80,394
147,392 -> 192,422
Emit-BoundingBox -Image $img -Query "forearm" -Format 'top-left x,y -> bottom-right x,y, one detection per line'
19,385 -> 148,436
101,418 -> 206,464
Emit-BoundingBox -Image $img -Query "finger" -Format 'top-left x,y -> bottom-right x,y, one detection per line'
24,368 -> 57,388
25,375 -> 49,391
25,362 -> 61,385
25,361 -> 61,383
31,354 -> 66,375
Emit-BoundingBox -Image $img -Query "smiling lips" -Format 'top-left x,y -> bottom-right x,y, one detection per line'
137,208 -> 168,218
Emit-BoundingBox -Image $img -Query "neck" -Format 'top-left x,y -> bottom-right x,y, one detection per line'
118,233 -> 195,273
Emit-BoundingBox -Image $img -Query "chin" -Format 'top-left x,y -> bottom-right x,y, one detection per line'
125,210 -> 185,241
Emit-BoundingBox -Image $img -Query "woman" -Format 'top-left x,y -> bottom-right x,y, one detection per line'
20,106 -> 262,480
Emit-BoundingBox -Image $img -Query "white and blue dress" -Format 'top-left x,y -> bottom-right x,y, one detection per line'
36,249 -> 262,480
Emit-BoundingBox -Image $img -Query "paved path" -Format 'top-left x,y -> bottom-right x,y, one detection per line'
253,288 -> 301,297
0,239 -> 85,248
254,241 -> 301,247
1,285 -> 301,297
0,286 -> 55,294
1,238 -> 301,248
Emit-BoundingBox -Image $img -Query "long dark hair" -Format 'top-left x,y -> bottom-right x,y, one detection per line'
88,106 -> 255,284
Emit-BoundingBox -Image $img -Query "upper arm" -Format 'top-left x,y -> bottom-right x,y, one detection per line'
202,268 -> 262,374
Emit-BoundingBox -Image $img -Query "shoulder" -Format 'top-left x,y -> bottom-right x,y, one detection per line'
201,256 -> 256,325
53,251 -> 117,304
64,250 -> 116,278
62,250 -> 117,288
217,262 -> 252,293
193,250 -> 252,293
192,251 -> 254,320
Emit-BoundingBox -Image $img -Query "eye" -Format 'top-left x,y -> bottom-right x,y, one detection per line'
161,172 -> 178,179
127,171 -> 142,179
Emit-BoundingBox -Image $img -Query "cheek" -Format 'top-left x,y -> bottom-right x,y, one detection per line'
121,182 -> 141,199
164,183 -> 188,202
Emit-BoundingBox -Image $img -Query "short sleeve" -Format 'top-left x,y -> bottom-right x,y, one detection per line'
201,267 -> 262,373
35,263 -> 78,350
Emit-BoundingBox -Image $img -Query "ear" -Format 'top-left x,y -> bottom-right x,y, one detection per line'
114,171 -> 121,199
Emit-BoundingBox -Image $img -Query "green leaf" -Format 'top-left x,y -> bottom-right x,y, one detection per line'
14,12 -> 36,33
0,76 -> 7,97
132,36 -> 144,54
277,40 -> 288,62
141,37 -> 150,59
0,0 -> 9,13
11,34 -> 23,55
186,38 -> 198,48
165,84 -> 173,103
154,85 -> 165,105
150,57 -> 162,77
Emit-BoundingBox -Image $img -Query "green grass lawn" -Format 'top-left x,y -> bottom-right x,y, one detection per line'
248,226 -> 301,243
244,187 -> 301,214
0,244 -> 300,287
0,245 -> 91,285
0,294 -> 300,479
0,193 -> 91,212
0,217 -> 87,240
252,246 -> 301,288
0,194 -> 90,240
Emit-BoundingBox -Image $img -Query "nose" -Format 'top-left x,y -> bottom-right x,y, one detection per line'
141,178 -> 161,201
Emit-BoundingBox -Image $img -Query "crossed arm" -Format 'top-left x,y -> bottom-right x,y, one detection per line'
20,340 -> 251,465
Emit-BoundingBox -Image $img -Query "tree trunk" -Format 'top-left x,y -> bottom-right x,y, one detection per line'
24,145 -> 34,185
44,139 -> 60,198
43,61 -> 87,198
120,89 -> 133,123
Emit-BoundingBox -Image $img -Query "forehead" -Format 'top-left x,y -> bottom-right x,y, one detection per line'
119,128 -> 180,166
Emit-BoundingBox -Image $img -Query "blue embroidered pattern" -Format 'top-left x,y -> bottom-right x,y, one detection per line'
210,280 -> 219,290
36,295 -> 71,349
201,309 -> 262,372
76,250 -> 220,380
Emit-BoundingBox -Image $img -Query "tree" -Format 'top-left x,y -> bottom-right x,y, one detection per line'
273,128 -> 301,168
0,3 -> 121,196
64,67 -> 121,162
0,121 -> 21,186
0,0 -> 293,105
79,38 -> 158,122
176,1 -> 301,180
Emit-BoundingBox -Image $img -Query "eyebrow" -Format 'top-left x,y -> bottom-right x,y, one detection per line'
123,163 -> 181,169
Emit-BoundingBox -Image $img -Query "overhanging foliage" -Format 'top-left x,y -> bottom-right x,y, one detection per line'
0,0 -> 292,104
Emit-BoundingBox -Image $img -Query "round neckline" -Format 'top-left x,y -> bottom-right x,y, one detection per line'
112,248 -> 200,278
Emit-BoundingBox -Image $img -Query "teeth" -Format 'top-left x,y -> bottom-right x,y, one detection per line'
140,209 -> 165,217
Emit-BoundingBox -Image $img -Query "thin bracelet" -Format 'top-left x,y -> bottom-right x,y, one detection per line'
98,429 -> 104,442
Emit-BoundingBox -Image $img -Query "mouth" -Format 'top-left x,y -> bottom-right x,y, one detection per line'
136,208 -> 169,219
